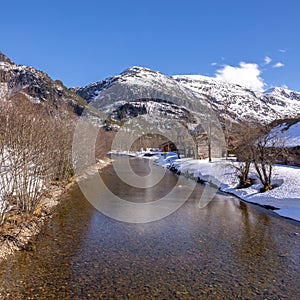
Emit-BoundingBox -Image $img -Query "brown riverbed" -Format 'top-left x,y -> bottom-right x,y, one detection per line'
0,157 -> 299,299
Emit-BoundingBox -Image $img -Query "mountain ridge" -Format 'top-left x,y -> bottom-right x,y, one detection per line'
0,51 -> 87,116
72,66 -> 300,123
1,52 -> 299,124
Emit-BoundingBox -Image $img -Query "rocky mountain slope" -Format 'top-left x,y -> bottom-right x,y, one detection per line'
269,116 -> 300,148
73,66 -> 300,123
0,52 -> 87,116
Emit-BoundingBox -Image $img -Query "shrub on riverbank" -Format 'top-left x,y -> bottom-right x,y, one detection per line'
0,97 -> 76,226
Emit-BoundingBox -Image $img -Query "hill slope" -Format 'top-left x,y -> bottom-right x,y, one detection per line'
0,52 -> 87,116
73,66 -> 300,123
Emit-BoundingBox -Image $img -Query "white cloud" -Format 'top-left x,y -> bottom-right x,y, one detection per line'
215,62 -> 265,91
264,56 -> 272,65
211,62 -> 217,66
279,49 -> 286,53
273,62 -> 285,68
281,84 -> 288,89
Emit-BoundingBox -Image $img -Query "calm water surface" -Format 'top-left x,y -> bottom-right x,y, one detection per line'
0,158 -> 299,299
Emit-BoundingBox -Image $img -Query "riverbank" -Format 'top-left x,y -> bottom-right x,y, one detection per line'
108,151 -> 300,221
1,156 -> 299,299
156,156 -> 300,222
0,158 -> 111,262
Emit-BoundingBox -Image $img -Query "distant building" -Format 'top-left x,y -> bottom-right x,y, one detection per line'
159,140 -> 196,158
159,141 -> 177,153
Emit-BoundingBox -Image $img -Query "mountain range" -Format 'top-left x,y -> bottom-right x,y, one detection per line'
1,52 -> 299,126
72,66 -> 300,124
0,52 -> 86,116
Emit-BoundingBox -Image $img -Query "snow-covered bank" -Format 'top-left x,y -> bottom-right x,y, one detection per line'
164,157 -> 300,222
108,150 -> 300,221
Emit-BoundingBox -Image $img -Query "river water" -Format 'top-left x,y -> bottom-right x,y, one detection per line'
0,157 -> 299,299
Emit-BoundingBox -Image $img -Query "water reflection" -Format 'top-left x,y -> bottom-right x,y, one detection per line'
101,158 -> 178,202
0,158 -> 299,299
238,201 -> 273,257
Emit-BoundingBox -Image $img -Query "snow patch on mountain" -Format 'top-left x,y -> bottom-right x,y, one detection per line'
74,66 -> 300,124
270,121 -> 300,148
0,52 -> 86,115
173,74 -> 300,123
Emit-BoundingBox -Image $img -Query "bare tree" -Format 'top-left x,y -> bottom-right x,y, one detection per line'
251,125 -> 286,192
234,121 -> 286,192
232,121 -> 255,188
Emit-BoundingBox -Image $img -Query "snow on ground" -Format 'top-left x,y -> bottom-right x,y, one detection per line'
112,150 -> 300,222
167,157 -> 300,221
0,150 -> 45,216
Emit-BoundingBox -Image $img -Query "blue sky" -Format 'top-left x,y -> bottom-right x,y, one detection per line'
2,0 -> 299,91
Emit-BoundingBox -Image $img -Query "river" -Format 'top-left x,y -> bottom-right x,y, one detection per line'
0,157 -> 299,299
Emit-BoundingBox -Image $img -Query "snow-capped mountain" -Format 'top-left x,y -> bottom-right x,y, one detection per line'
0,52 -> 86,115
72,66 -> 202,112
269,117 -> 300,148
73,66 -> 300,123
